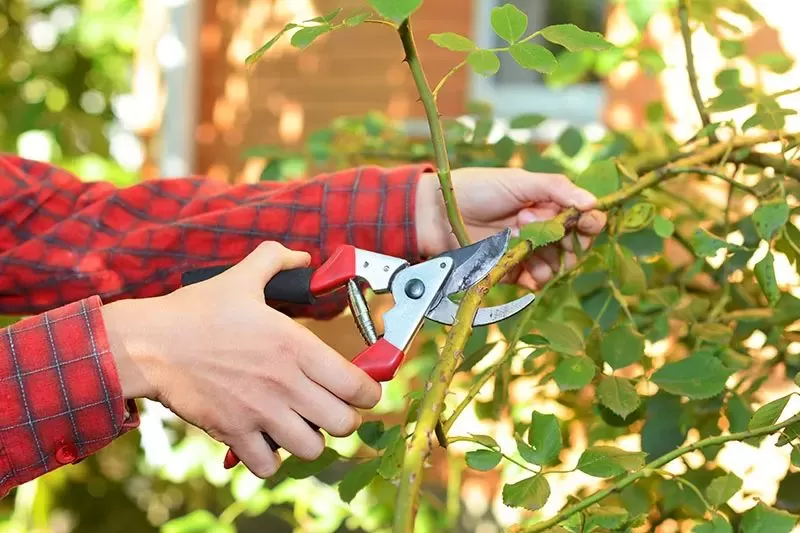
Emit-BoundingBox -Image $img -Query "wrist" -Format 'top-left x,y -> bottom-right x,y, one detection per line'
101,297 -> 171,401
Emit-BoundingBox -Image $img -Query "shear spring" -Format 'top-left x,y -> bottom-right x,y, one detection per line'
346,279 -> 378,345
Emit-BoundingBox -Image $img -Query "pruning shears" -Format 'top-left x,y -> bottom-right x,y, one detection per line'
180,229 -> 534,468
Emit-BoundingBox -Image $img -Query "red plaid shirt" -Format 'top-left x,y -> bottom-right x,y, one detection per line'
0,155 -> 428,497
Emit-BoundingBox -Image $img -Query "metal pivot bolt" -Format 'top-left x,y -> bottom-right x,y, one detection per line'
404,278 -> 425,299
346,279 -> 378,345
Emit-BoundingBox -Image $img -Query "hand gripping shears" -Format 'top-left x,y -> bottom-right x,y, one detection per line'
180,229 -> 534,468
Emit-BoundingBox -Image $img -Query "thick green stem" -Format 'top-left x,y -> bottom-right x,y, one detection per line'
397,19 -> 471,247
515,413 -> 800,533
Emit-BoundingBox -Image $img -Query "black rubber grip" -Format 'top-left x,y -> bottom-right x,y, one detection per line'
180,265 -> 316,305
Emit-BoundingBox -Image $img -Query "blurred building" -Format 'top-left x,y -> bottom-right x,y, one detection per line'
136,0 -> 800,184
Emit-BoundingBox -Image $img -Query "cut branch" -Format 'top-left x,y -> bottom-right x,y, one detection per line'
513,413 -> 800,533
397,19 -> 471,246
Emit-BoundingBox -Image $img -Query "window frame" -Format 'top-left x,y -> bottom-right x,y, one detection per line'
468,0 -> 608,128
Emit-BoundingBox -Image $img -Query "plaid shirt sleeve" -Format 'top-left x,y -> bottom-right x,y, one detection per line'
0,154 -> 430,497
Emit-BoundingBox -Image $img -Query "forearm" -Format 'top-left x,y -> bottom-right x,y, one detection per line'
0,155 -> 430,318
0,296 -> 138,498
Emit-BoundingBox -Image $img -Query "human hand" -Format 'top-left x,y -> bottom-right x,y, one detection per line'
415,167 -> 607,291
101,242 -> 381,478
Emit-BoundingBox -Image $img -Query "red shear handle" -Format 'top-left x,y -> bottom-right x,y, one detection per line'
351,338 -> 406,382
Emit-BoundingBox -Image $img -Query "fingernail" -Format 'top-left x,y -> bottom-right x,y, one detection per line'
519,210 -> 538,225
224,450 -> 239,469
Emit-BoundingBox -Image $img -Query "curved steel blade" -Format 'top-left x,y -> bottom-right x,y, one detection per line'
434,228 -> 511,299
425,292 -> 536,326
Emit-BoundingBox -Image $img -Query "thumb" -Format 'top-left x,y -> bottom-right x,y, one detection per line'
231,241 -> 311,286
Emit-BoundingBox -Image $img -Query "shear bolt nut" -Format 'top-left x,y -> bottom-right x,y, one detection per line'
405,279 -> 425,299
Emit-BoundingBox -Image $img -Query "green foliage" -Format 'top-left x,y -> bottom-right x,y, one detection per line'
11,0 -> 800,532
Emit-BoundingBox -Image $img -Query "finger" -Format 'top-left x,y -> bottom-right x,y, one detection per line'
516,269 -> 539,292
563,252 -> 578,270
525,174 -> 597,211
290,376 -> 363,438
577,210 -> 608,235
561,233 -> 592,253
228,432 -> 282,478
517,206 -> 561,226
525,256 -> 555,287
262,407 -> 326,461
534,245 -> 561,273
295,326 -> 382,409
232,241 -> 312,287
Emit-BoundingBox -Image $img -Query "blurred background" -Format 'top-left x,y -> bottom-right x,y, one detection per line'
1,0 -> 799,532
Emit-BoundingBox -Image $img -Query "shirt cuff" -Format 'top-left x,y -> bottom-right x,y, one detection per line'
0,295 -> 139,497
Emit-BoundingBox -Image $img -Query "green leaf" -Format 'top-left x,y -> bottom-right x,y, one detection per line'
290,25 -> 332,49
625,0 -> 667,30
753,201 -> 790,241
637,47 -> 666,75
378,436 -> 405,479
716,69 -> 741,89
651,352 -> 733,399
521,334 -> 549,346
338,458 -> 380,503
708,88 -> 751,112
540,24 -> 613,52
755,252 -> 781,307
546,50 -> 594,87
467,49 -> 501,76
600,322 -> 645,370
756,52 -> 794,74
510,114 -> 546,128
692,323 -> 734,345
705,473 -> 743,506
533,319 -> 583,354
720,39 -> 744,59
693,515 -> 734,533
795,372 -> 800,388
469,434 -> 500,449
509,43 -> 557,73
598,376 -> 641,419
690,228 -> 730,258
368,0 -> 422,21
429,32 -> 476,52
357,421 -> 385,448
575,159 -> 620,198
622,203 -> 656,232
509,113 -> 547,129
521,220 -> 566,248
466,449 -> 502,471
726,393 -> 753,433
344,12 -> 370,27
740,502 -> 798,533
791,447 -> 800,468
653,215 -> 675,238
527,411 -> 562,465
553,356 -> 596,391
610,245 -> 647,296
748,395 -> 791,431
490,3 -> 528,43
457,341 -> 498,373
271,447 -> 340,484
577,446 -> 647,478
585,505 -> 629,531
558,126 -> 584,157
502,475 -> 551,511
246,23 -> 299,66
